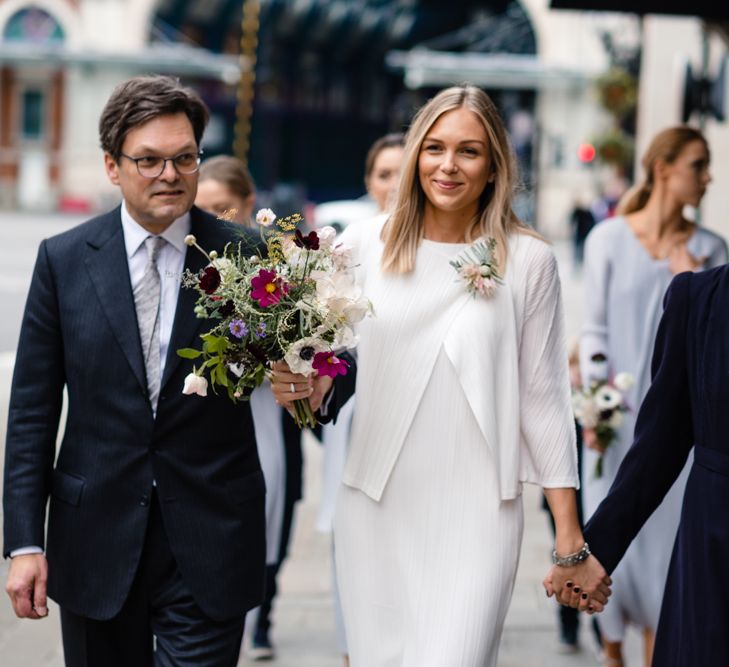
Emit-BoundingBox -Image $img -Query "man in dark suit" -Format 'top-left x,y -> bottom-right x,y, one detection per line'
3,75 -> 266,666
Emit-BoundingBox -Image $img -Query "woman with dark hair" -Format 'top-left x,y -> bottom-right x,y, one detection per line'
273,85 -> 609,666
562,126 -> 727,667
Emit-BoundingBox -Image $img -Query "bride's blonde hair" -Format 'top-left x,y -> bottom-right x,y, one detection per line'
381,85 -> 539,274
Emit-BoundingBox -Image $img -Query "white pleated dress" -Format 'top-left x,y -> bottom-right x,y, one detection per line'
334,224 -> 578,667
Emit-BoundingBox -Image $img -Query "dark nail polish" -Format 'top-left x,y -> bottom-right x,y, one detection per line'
581,593 -> 588,600
565,582 -> 573,588
588,606 -> 594,612
573,586 -> 581,594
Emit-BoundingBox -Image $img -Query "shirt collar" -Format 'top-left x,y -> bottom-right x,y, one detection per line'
120,201 -> 191,258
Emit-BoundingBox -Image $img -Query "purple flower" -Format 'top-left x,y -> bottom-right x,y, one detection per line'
312,351 -> 349,378
255,322 -> 267,339
229,319 -> 248,339
250,269 -> 288,308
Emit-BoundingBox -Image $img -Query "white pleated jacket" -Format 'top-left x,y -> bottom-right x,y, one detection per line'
339,218 -> 578,502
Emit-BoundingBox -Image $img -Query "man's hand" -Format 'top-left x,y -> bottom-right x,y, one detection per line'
5,553 -> 49,619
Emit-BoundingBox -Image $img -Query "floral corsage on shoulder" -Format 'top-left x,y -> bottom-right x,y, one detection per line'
450,238 -> 502,298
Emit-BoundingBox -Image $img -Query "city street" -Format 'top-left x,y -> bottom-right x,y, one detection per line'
0,212 -> 642,666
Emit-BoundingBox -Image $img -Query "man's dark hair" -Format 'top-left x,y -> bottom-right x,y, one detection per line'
99,75 -> 210,160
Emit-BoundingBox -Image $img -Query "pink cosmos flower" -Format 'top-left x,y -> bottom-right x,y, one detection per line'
312,351 -> 349,378
251,269 -> 288,308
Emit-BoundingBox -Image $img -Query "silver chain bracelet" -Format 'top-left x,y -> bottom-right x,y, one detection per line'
552,542 -> 591,567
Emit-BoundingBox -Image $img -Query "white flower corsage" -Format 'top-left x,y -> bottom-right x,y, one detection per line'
450,238 -> 502,298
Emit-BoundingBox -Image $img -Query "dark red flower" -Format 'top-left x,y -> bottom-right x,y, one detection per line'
219,300 -> 235,316
199,266 -> 221,294
294,229 -> 320,250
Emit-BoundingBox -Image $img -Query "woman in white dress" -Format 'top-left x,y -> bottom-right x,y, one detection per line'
318,133 -> 405,665
576,126 -> 728,667
273,85 -> 609,667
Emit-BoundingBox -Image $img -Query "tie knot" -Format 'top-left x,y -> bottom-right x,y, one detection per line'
144,236 -> 165,265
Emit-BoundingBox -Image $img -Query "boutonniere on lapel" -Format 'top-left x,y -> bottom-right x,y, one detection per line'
449,238 -> 503,298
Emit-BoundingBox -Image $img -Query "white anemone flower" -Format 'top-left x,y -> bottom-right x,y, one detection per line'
284,337 -> 328,375
595,386 -> 622,411
613,372 -> 635,392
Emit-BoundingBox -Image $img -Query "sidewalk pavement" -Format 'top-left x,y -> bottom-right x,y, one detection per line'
0,239 -> 643,666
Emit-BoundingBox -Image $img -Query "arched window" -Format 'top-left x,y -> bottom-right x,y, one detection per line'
3,7 -> 65,43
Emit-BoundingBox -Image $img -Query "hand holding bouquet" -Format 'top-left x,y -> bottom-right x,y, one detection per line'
572,354 -> 634,478
178,209 -> 372,428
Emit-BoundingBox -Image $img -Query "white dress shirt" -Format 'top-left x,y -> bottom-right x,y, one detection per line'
121,202 -> 190,383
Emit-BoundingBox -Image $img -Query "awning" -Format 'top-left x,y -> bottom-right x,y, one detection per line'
386,49 -> 600,90
550,0 -> 729,21
0,41 -> 245,83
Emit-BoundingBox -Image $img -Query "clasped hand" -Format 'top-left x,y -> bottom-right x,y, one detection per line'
543,554 -> 612,614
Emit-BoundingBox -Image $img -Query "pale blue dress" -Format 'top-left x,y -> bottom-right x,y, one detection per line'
580,216 -> 728,641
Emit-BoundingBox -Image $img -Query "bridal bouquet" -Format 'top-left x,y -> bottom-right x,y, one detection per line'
572,355 -> 634,478
178,209 -> 371,428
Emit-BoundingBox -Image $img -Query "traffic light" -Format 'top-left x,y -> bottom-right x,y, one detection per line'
577,143 -> 596,164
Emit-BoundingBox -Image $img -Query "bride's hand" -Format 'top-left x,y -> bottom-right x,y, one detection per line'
544,555 -> 612,613
270,361 -> 334,412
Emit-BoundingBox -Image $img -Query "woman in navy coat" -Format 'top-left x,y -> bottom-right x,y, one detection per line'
558,266 -> 729,666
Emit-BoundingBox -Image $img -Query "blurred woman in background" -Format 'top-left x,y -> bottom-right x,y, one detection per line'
578,126 -> 727,667
196,155 -> 256,225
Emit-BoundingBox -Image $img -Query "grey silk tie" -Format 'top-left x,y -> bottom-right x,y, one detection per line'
134,236 -> 165,411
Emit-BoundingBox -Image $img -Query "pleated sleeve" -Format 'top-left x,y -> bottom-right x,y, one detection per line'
518,241 -> 578,488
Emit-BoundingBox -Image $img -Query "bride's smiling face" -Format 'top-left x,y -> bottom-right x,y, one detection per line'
418,107 -> 493,218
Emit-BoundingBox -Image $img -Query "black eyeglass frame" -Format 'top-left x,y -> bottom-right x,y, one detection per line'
119,150 -> 204,178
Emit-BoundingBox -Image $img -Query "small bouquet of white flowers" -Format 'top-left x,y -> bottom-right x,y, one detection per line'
572,353 -> 634,478
177,209 -> 372,428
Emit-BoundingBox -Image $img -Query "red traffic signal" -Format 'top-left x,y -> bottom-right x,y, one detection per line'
577,143 -> 596,163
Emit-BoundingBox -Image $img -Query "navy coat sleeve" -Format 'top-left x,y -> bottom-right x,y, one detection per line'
3,240 -> 65,555
583,271 -> 695,574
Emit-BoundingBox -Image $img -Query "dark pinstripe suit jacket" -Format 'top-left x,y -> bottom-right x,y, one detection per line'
3,205 -> 266,621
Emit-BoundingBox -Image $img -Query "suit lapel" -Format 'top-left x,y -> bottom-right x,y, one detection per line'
84,208 -> 147,393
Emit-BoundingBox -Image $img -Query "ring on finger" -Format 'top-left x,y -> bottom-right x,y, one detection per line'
290,383 -> 296,393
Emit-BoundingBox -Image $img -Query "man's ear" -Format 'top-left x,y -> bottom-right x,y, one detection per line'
104,153 -> 120,186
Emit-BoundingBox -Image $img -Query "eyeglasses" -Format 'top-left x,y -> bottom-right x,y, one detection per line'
120,151 -> 203,178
